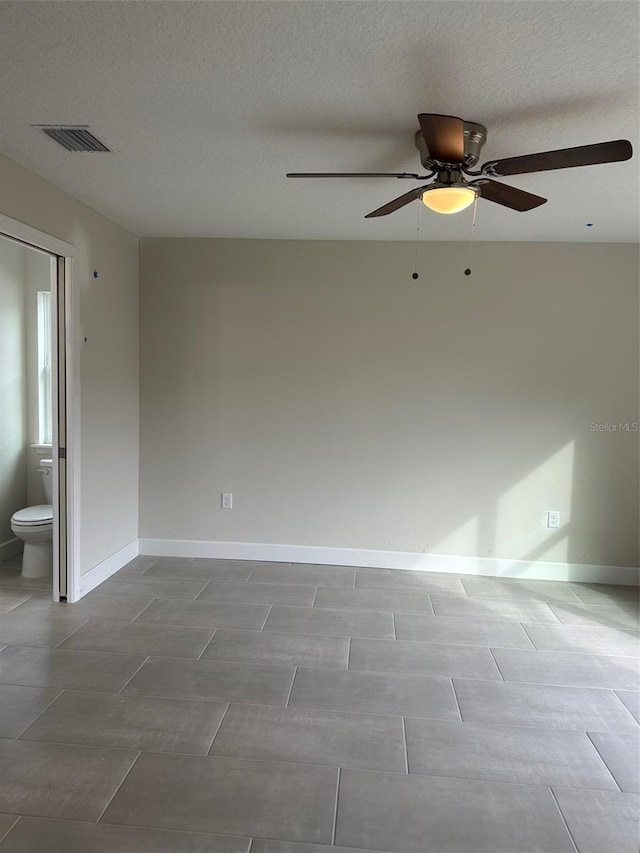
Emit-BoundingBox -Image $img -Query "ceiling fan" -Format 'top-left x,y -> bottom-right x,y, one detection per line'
286,114 -> 633,217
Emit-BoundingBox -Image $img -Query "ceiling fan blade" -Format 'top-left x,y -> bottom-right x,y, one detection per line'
418,114 -> 465,164
286,172 -> 423,179
472,179 -> 547,211
365,186 -> 430,218
482,140 -> 632,177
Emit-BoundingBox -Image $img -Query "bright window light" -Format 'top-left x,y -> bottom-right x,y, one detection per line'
37,291 -> 52,445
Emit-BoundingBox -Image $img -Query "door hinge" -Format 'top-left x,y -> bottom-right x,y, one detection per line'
59,447 -> 66,459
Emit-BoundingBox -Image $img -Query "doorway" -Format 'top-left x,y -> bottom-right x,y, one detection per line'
0,215 -> 77,601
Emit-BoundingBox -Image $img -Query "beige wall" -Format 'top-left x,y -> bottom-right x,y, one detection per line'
140,239 -> 639,570
0,239 -> 27,546
0,154 -> 139,575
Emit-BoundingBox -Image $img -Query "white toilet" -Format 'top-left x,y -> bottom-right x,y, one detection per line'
10,459 -> 54,578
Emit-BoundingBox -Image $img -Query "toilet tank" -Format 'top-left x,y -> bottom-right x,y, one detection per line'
39,459 -> 53,504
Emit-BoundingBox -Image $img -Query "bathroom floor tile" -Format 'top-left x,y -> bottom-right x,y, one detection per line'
210,704 -> 406,771
264,605 -> 394,639
248,564 -> 355,588
0,817 -> 249,853
142,560 -> 254,582
95,577 -> 208,601
123,656 -> 294,705
10,592 -> 154,622
0,590 -> 36,614
133,599 -> 270,630
288,667 -> 459,719
492,647 -> 640,690
553,788 -> 640,853
430,594 -> 559,622
58,619 -> 213,659
0,612 -> 87,647
0,646 -> 146,692
403,717 -> 617,789
522,623 -> 640,657
335,769 -> 575,853
0,738 -> 138,821
314,589 -> 433,615
0,685 -> 60,738
394,614 -> 533,648
201,630 -> 348,669
112,556 -> 160,579
196,581 -> 316,607
355,569 -> 465,594
21,690 -> 228,755
101,752 -> 338,843
0,565 -> 50,592
454,678 -> 639,732
349,638 -> 501,680
588,731 -> 640,792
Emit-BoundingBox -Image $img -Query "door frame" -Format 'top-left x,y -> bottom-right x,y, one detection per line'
0,213 -> 80,602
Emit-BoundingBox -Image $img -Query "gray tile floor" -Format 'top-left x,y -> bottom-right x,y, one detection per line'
0,554 -> 638,852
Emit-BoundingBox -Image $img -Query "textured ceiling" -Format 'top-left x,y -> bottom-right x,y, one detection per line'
1,1 -> 638,241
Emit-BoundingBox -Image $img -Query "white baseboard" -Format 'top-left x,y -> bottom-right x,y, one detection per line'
138,538 -> 639,586
0,538 -> 23,561
77,539 -> 139,599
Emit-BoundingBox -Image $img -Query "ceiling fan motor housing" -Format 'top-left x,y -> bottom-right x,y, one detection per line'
415,120 -> 487,168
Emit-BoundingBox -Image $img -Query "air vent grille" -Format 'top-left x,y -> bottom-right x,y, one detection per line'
39,126 -> 110,152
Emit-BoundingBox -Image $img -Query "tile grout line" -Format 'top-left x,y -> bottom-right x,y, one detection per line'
487,647 -> 505,681
521,623 -> 539,650
129,597 -> 159,622
584,730 -> 624,793
331,766 -> 341,845
519,622 -> 537,649
15,688 -> 65,739
285,667 -> 298,707
206,702 -> 231,755
450,678 -> 463,722
608,688 -> 640,724
117,656 -> 150,694
401,716 -> 409,774
548,787 -> 580,853
95,750 -> 143,824
52,618 -> 91,648
193,580 -> 212,601
0,814 -> 20,845
260,606 -> 273,631
197,629 -> 218,661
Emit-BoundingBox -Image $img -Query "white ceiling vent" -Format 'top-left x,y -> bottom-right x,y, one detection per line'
37,125 -> 110,152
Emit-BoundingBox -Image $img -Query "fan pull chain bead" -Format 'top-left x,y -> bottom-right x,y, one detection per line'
465,193 -> 479,276
412,201 -> 421,280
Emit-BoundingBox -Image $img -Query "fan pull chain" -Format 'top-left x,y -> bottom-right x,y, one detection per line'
412,201 -> 422,280
465,193 -> 479,276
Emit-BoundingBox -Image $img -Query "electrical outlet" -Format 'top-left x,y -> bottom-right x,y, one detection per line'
221,492 -> 233,509
547,510 -> 560,529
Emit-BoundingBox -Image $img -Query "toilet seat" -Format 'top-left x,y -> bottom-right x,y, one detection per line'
11,505 -> 53,527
